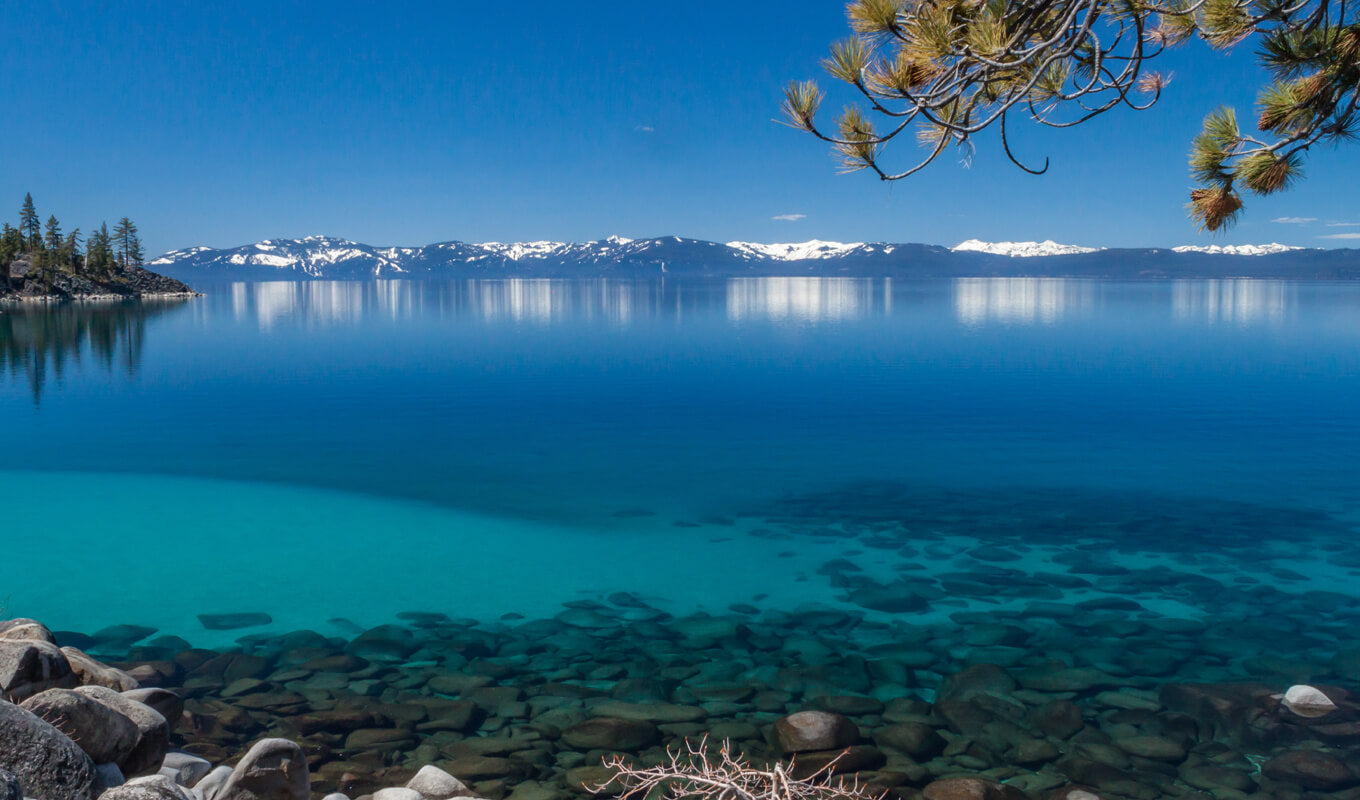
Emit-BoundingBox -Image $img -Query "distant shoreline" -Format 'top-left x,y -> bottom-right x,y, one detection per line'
0,290 -> 200,305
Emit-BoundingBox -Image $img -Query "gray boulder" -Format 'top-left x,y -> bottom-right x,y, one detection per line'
20,689 -> 140,767
372,791 -> 422,800
0,699 -> 96,800
160,754 -> 213,789
0,619 -> 58,644
61,649 -> 138,692
215,739 -> 308,800
72,686 -> 168,777
122,689 -> 184,732
405,765 -> 470,800
771,710 -> 859,754
0,640 -> 76,701
94,764 -> 127,795
193,768 -> 233,800
99,775 -> 194,800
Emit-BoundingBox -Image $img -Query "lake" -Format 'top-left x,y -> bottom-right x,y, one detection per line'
3,276 -> 1359,796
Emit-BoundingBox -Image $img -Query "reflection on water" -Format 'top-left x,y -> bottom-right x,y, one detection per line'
953,277 -> 1097,326
0,300 -> 191,402
1172,279 -> 1292,324
229,279 -> 669,329
217,277 -> 1309,330
726,277 -> 891,323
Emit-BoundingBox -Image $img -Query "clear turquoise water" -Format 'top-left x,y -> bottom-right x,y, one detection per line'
2,277 -> 1359,647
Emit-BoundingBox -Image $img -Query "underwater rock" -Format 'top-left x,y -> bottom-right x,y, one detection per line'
0,699 -> 96,800
1281,684 -> 1338,718
561,718 -> 658,751
771,710 -> 859,754
197,614 -> 273,631
922,777 -> 1029,800
345,625 -> 418,662
91,625 -> 158,650
404,765 -> 470,800
1261,749 -> 1358,790
871,722 -> 946,759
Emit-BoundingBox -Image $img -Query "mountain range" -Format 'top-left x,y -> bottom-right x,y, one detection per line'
149,235 -> 1360,281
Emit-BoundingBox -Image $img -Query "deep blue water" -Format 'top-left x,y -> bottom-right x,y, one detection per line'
1,277 -> 1358,644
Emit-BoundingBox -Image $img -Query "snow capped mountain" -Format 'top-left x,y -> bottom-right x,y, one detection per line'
952,239 -> 1103,257
726,240 -> 869,260
1170,243 -> 1302,256
149,235 -> 1355,282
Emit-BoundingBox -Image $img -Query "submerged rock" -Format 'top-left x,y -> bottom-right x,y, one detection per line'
771,710 -> 859,754
197,614 -> 273,631
404,765 -> 470,800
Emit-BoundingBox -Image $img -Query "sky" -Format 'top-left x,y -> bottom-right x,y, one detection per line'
3,1 -> 1358,256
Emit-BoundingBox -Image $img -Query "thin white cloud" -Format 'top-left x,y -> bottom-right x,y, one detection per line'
634,125 -> 655,133
771,213 -> 807,222
1271,216 -> 1316,224
1326,221 -> 1360,226
1319,232 -> 1360,239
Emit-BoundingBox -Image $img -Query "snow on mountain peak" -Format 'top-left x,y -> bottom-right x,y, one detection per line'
1170,243 -> 1301,256
952,239 -> 1101,257
726,240 -> 866,260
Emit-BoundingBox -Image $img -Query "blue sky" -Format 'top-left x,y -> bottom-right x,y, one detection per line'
3,1 -> 1357,255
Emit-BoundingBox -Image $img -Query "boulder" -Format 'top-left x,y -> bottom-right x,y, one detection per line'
1262,749 -> 1357,791
0,640 -> 76,700
872,722 -> 946,759
771,710 -> 859,754
94,764 -> 127,795
197,614 -> 273,631
216,739 -> 309,800
73,686 -> 168,777
99,775 -> 194,800
1281,685 -> 1337,718
61,648 -> 139,691
345,626 -> 417,662
922,778 -> 1029,800
160,753 -> 213,788
20,689 -> 141,767
373,791 -> 422,800
0,619 -> 58,644
123,689 -> 184,732
0,699 -> 96,800
194,767 -> 233,800
562,718 -> 659,751
405,765 -> 470,800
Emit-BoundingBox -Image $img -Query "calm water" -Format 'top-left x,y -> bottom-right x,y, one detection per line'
1,277 -> 1358,642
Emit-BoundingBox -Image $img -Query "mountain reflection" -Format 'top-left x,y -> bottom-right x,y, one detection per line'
726,277 -> 890,323
1172,279 -> 1291,324
953,277 -> 1096,325
224,278 -> 900,328
0,300 -> 190,402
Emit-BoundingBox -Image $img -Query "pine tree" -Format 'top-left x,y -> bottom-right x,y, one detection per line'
88,222 -> 113,276
787,0 -> 1360,230
44,215 -> 62,252
64,228 -> 83,273
19,193 -> 39,251
113,217 -> 142,269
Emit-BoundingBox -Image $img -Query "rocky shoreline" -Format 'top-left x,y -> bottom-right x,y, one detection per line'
2,259 -> 198,303
3,608 -> 1358,800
